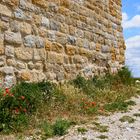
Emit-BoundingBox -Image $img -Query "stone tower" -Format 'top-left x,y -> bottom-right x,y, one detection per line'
0,0 -> 125,86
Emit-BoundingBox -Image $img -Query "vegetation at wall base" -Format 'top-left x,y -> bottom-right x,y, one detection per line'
0,67 -> 139,137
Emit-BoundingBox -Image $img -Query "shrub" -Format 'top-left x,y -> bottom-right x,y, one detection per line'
37,81 -> 55,101
115,67 -> 134,85
53,119 -> 71,136
0,82 -> 43,132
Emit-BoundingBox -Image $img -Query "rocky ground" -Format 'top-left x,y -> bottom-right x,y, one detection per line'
48,95 -> 140,140
1,96 -> 140,140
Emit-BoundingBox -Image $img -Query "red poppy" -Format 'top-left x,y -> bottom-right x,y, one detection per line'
23,108 -> 27,113
5,88 -> 9,93
9,94 -> 14,97
15,108 -> 19,114
91,102 -> 96,106
21,96 -> 25,100
3,93 -> 7,97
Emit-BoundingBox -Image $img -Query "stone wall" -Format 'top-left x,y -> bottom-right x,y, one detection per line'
0,0 -> 125,86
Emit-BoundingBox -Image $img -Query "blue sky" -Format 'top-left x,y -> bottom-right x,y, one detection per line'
122,0 -> 140,77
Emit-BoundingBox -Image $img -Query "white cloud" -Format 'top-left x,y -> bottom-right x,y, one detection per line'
122,12 -> 128,21
122,12 -> 140,29
125,35 -> 140,77
125,35 -> 140,48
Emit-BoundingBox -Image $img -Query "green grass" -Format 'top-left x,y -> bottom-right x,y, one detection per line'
133,113 -> 140,117
119,116 -> 135,123
92,123 -> 109,133
97,135 -> 108,139
77,127 -> 88,134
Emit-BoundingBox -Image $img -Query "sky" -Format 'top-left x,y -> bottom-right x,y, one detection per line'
122,0 -> 140,77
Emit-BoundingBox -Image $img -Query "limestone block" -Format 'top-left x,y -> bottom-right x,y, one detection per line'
48,52 -> 64,64
52,42 -> 64,53
20,71 -> 31,81
66,45 -> 77,55
45,39 -> 52,51
24,35 -> 36,47
17,61 -> 26,70
15,48 -> 33,61
0,4 -> 12,17
20,22 -> 32,35
33,49 -> 46,61
4,31 -> 22,45
41,17 -> 50,28
5,45 -> 14,57
10,20 -> 20,32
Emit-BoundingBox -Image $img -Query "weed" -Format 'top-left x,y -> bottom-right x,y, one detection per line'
93,123 -> 109,133
97,135 -> 108,139
77,127 -> 88,134
42,121 -> 53,137
133,113 -> 140,117
119,116 -> 135,123
53,119 -> 71,136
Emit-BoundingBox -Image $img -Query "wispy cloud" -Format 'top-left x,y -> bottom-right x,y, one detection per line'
126,35 -> 140,48
122,12 -> 140,29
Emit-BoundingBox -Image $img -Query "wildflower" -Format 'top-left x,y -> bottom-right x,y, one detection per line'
9,94 -> 14,97
23,108 -> 27,113
21,96 -> 25,100
15,108 -> 19,114
3,93 -> 7,97
5,88 -> 9,94
91,102 -> 96,106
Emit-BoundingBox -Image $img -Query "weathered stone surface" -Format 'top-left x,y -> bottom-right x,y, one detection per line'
0,4 -> 12,17
5,45 -> 14,57
33,49 -> 46,61
52,42 -> 64,53
15,48 -> 33,61
20,22 -> 32,35
48,52 -> 64,64
20,71 -> 31,81
41,17 -> 50,28
10,20 -> 20,32
4,31 -> 22,45
24,35 -> 36,47
66,45 -> 77,55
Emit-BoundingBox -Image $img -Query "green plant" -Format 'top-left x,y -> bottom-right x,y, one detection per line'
133,113 -> 140,117
97,135 -> 108,139
53,119 -> 70,136
77,127 -> 87,134
42,121 -> 53,137
116,67 -> 134,85
0,82 -> 43,132
119,116 -> 135,123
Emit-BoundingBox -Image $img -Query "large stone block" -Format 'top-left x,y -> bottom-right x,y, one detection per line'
0,4 -> 12,17
5,31 -> 22,45
15,48 -> 33,61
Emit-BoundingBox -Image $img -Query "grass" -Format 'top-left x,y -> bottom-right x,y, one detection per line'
119,116 -> 135,123
0,67 -> 139,138
92,122 -> 109,133
97,135 -> 108,139
133,113 -> 140,117
77,127 -> 88,134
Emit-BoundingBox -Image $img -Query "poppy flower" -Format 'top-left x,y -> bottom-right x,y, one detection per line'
3,93 -> 7,97
5,88 -> 9,93
21,96 -> 25,100
15,108 -> 19,114
23,108 -> 27,113
91,102 -> 96,106
9,94 -> 14,97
